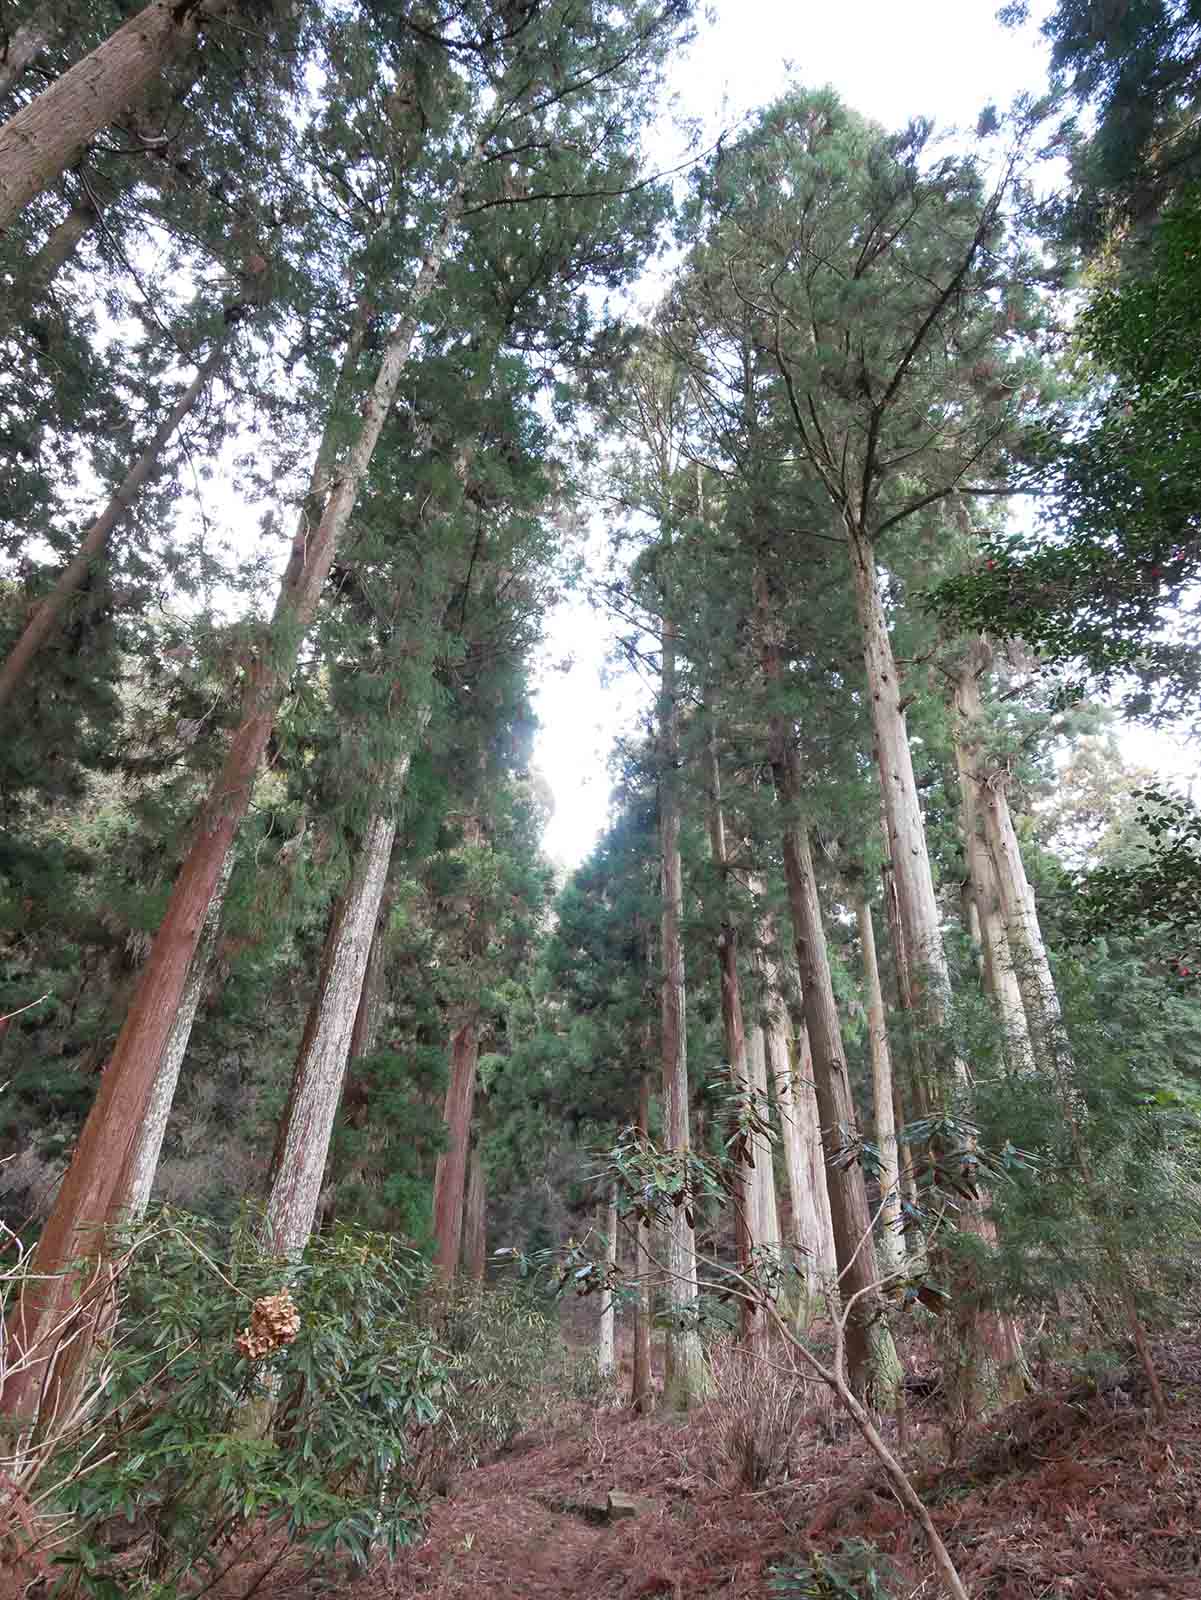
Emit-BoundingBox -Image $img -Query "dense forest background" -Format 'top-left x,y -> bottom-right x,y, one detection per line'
1,2 -> 1200,1597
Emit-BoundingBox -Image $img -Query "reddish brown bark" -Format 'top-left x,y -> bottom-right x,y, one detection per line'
1,179 -> 471,1421
431,1020 -> 479,1278
0,0 -> 235,230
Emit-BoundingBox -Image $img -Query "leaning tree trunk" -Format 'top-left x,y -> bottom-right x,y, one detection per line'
703,732 -> 765,1354
264,812 -> 399,1258
631,1066 -> 654,1412
0,0 -> 237,230
1,175 -> 472,1422
952,668 -> 1035,1073
856,897 -> 905,1276
120,853 -> 233,1219
0,338 -> 230,710
846,525 -> 950,1017
431,1018 -> 480,1279
658,613 -> 708,1409
597,1184 -> 617,1377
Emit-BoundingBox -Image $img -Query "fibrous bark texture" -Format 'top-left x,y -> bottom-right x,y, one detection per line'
856,897 -> 904,1276
847,525 -> 949,1015
265,812 -> 398,1258
432,1020 -> 480,1278
0,0 -> 234,230
121,854 -> 233,1219
952,660 -> 1035,1072
462,1148 -> 487,1286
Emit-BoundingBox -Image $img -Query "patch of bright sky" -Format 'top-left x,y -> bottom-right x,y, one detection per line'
534,0 -> 1065,870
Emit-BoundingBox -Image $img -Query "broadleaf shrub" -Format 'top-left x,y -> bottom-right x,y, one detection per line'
17,1210 -> 450,1598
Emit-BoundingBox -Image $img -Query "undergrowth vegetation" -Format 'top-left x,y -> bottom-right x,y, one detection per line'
0,1216 -> 601,1598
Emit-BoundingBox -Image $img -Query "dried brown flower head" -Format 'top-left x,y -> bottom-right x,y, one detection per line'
235,1290 -> 300,1361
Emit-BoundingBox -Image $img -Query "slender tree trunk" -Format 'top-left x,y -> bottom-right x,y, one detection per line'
980,769 -> 1068,1068
846,526 -> 949,1014
747,1021 -> 780,1252
0,18 -> 53,101
1,182 -> 472,1418
121,854 -> 233,1219
856,897 -> 904,1276
773,743 -> 900,1402
0,339 -> 228,711
462,1148 -> 487,1286
597,1184 -> 617,1376
952,662 -> 1035,1072
347,910 -> 388,1067
431,1019 -> 479,1278
631,1066 -> 654,1413
771,1014 -> 833,1278
658,613 -> 708,1409
703,732 -> 765,1353
757,921 -> 835,1286
264,813 -> 397,1257
0,0 -> 236,230
757,578 -> 899,1403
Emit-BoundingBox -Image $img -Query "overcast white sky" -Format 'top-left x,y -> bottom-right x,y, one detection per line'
533,0 -> 1067,867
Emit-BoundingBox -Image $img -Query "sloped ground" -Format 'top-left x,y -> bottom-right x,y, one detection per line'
14,1335 -> 1191,1599
234,1334 -> 1201,1600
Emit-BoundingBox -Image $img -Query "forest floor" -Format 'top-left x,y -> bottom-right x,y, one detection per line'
238,1330 -> 1201,1600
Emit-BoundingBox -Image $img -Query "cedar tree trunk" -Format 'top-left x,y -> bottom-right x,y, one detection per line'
0,0 -> 235,230
856,897 -> 904,1276
121,852 -> 233,1218
758,576 -> 899,1402
658,612 -> 708,1408
846,524 -> 949,1016
264,810 -> 398,1257
952,662 -> 1034,1071
772,735 -> 900,1403
462,1148 -> 487,1286
1,174 -> 471,1419
597,1184 -> 617,1376
431,1018 -> 479,1278
631,1067 -> 654,1413
703,731 -> 765,1352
